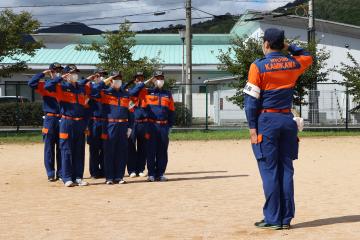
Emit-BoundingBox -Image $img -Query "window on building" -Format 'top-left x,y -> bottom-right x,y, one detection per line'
5,81 -> 35,101
199,86 -> 207,93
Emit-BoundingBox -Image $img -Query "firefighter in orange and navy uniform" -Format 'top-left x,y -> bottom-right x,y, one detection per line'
84,68 -> 108,179
93,71 -> 145,185
244,28 -> 313,229
126,71 -> 149,178
141,71 -> 175,182
45,64 -> 90,187
28,63 -> 63,182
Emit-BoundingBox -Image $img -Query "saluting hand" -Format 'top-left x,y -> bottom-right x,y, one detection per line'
42,69 -> 52,76
87,73 -> 99,81
283,43 -> 289,51
103,76 -> 113,85
62,73 -> 71,82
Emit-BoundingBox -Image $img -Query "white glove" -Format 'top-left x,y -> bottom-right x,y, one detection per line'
127,128 -> 132,138
293,117 -> 304,132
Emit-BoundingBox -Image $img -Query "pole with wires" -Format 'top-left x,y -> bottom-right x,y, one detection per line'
307,0 -> 319,125
185,0 -> 193,125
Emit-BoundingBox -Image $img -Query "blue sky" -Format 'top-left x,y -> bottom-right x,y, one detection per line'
0,0 -> 291,31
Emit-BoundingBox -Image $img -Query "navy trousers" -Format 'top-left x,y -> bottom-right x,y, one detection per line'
127,123 -> 147,175
59,118 -> 86,183
146,123 -> 169,178
252,112 -> 298,225
87,119 -> 104,178
102,122 -> 128,181
42,115 -> 61,178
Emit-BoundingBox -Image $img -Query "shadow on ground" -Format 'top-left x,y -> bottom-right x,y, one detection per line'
88,174 -> 249,185
292,215 -> 360,229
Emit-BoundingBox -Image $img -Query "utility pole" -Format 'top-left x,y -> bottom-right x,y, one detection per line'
308,0 -> 319,124
185,0 -> 193,124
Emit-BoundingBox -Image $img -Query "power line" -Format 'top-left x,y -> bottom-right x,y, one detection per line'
43,7 -> 185,25
39,17 -> 213,28
191,7 -> 217,17
0,0 -> 138,9
29,5 -> 148,17
220,0 -> 291,2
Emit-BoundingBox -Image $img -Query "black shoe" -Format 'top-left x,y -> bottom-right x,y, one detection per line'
254,220 -> 282,230
48,176 -> 56,182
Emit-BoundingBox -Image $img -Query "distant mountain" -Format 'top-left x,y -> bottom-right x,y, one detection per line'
37,22 -> 103,35
276,0 -> 360,26
137,13 -> 238,34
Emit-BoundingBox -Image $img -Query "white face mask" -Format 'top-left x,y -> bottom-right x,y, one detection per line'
70,73 -> 79,82
112,80 -> 122,88
155,80 -> 164,88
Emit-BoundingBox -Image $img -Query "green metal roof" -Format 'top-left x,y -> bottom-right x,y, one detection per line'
230,13 -> 259,37
1,44 -> 231,65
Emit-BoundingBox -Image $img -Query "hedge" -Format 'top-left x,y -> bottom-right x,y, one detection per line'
0,101 -> 190,127
0,102 -> 43,126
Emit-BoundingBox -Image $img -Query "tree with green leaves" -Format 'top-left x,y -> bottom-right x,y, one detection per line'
217,36 -> 330,108
336,53 -> 360,112
76,22 -> 160,82
0,9 -> 42,77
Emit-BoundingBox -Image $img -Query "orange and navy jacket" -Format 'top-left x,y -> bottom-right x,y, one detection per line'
244,44 -> 313,129
129,85 -> 148,121
90,81 -> 145,126
84,81 -> 107,119
28,73 -> 60,114
44,77 -> 90,118
140,87 -> 175,127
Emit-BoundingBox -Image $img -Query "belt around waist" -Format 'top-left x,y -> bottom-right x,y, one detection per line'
135,118 -> 168,124
107,118 -> 128,123
61,115 -> 84,121
135,119 -> 149,123
260,108 -> 291,114
46,113 -> 61,117
148,119 -> 168,125
91,116 -> 105,121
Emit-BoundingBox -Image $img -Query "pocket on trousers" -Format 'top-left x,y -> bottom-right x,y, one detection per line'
251,134 -> 264,160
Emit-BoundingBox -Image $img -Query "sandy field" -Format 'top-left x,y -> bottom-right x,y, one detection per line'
0,137 -> 360,240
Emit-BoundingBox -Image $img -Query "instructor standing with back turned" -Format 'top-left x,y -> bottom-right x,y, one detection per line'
244,28 -> 313,230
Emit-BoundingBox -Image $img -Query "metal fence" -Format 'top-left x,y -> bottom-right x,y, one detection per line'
1,82 -> 359,131
171,82 -> 360,130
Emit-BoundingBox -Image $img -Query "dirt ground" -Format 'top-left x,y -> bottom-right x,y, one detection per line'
0,137 -> 360,240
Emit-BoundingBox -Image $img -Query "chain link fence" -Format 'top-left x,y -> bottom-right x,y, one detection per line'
0,82 -> 359,131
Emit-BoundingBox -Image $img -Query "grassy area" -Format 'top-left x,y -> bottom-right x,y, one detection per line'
1,130 -> 360,144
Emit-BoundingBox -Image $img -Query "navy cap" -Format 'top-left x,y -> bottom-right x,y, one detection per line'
63,64 -> 80,73
153,70 -> 164,77
49,62 -> 63,70
110,70 -> 122,78
263,28 -> 285,47
94,67 -> 108,75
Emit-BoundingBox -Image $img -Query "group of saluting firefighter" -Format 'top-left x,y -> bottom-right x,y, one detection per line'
29,65 -> 175,187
